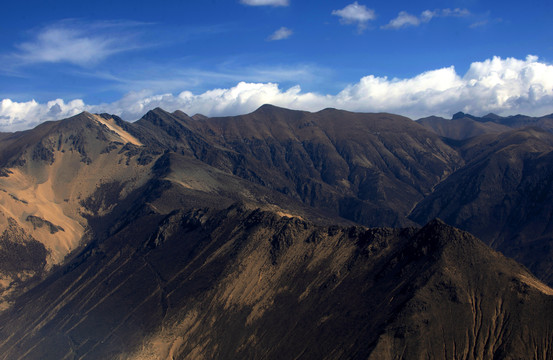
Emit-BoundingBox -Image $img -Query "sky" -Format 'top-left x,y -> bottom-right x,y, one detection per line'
1,0 -> 553,131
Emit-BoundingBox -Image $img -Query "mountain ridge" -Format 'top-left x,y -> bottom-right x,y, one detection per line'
418,111 -> 553,140
1,204 -> 551,359
0,105 -> 553,359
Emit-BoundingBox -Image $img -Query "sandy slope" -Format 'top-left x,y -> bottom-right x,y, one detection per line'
91,114 -> 142,146
0,113 -> 157,309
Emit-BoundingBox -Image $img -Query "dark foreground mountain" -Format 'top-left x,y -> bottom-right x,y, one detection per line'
1,205 -> 552,359
0,105 -> 553,359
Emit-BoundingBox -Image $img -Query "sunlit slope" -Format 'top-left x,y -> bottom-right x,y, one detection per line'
0,112 -> 154,308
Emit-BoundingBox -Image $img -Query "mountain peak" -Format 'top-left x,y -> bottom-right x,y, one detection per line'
255,104 -> 283,112
317,107 -> 340,113
169,109 -> 190,118
139,107 -> 185,125
404,218 -> 484,261
148,107 -> 170,116
416,217 -> 462,242
452,111 -> 472,120
483,112 -> 502,120
252,104 -> 303,116
63,111 -> 94,121
191,113 -> 208,121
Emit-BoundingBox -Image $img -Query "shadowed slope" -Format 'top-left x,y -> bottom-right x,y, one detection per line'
129,105 -> 462,227
0,204 -> 551,359
368,219 -> 553,360
410,127 -> 553,284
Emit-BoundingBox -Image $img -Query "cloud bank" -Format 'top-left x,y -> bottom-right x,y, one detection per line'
2,55 -> 553,131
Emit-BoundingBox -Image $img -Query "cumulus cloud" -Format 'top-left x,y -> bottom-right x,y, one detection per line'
267,27 -> 293,41
332,2 -> 376,33
383,8 -> 471,29
12,20 -> 146,66
240,0 -> 289,6
2,56 -> 553,131
0,98 -> 87,130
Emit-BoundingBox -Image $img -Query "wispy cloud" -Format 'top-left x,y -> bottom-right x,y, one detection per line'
2,56 -> 553,131
332,2 -> 376,33
267,27 -> 293,41
383,8 -> 471,29
240,0 -> 289,6
470,20 -> 488,28
11,20 -> 149,67
469,15 -> 502,29
52,60 -> 333,97
381,11 -> 421,29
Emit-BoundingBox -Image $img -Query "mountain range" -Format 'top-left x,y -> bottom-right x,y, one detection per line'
0,105 -> 552,359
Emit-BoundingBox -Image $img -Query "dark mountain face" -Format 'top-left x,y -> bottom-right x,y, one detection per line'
1,204 -> 551,360
129,106 -> 462,227
410,127 -> 553,284
0,105 -> 553,359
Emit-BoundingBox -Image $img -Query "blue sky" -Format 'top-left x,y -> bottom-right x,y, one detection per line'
1,0 -> 553,130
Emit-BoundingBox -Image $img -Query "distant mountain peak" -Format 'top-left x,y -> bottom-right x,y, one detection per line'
317,107 -> 340,113
172,110 -> 190,117
149,107 -> 171,115
139,107 -> 184,125
451,112 -> 504,123
252,104 -> 305,116
483,113 -> 502,120
64,111 -> 94,121
452,111 -> 474,120
255,103 -> 283,111
191,113 -> 208,121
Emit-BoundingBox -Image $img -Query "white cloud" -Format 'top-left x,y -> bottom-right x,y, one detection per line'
332,2 -> 376,33
441,8 -> 471,17
420,10 -> 436,23
267,27 -> 293,41
80,63 -> 324,95
0,98 -> 87,130
381,11 -> 420,29
2,56 -> 553,131
383,8 -> 471,29
12,20 -> 146,66
470,20 -> 488,28
240,0 -> 289,6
